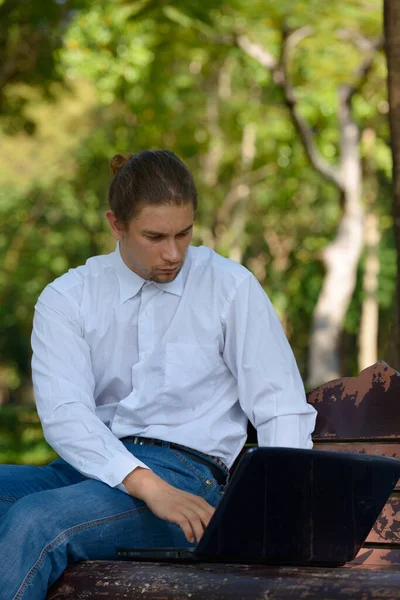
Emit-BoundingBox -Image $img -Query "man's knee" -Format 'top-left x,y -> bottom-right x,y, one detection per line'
5,490 -> 65,544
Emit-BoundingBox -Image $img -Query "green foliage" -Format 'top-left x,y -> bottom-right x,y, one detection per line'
0,0 -> 93,131
0,0 -> 396,459
0,406 -> 57,464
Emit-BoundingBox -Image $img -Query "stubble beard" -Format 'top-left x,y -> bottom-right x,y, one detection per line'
149,264 -> 182,284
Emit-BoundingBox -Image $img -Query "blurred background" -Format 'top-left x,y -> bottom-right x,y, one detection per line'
0,0 -> 397,464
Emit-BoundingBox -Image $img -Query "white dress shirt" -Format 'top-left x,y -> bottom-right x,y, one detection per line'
31,243 -> 317,492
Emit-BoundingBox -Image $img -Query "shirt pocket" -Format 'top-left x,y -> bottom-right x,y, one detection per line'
163,342 -> 220,406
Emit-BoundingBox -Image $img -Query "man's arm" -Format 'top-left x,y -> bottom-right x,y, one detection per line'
222,274 -> 317,447
32,285 -> 214,542
32,285 -> 149,487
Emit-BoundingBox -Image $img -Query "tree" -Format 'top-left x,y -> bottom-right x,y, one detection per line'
227,9 -> 384,385
384,0 -> 400,370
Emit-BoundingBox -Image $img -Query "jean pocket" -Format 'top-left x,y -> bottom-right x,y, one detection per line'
170,450 -> 219,495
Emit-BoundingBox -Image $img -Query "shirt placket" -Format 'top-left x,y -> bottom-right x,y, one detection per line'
137,282 -> 159,362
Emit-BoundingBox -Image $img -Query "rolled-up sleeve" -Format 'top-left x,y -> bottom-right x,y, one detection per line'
31,285 -> 149,491
222,274 -> 317,448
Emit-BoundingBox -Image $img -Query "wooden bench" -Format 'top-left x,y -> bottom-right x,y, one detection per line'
47,361 -> 400,599
308,360 -> 400,571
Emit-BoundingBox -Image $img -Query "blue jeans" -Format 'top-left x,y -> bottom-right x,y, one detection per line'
0,442 -> 224,600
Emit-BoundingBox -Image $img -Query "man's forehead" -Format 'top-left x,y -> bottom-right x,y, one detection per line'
134,203 -> 194,234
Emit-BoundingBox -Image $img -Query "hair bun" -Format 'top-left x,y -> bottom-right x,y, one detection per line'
109,153 -> 133,175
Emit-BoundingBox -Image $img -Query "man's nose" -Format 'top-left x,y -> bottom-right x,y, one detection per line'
161,240 -> 180,263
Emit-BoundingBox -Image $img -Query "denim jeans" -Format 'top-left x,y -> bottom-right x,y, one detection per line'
0,442 -> 224,600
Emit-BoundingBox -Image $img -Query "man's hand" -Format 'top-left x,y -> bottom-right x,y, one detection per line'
123,467 -> 215,544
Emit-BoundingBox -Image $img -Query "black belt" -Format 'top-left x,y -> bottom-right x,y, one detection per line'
121,436 -> 228,485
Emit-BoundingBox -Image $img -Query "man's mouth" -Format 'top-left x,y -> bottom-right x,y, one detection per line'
157,266 -> 179,273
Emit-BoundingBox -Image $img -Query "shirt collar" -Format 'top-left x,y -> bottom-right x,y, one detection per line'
110,243 -> 184,305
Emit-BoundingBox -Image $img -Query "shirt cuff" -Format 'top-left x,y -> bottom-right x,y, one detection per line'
100,453 -> 151,491
257,412 -> 316,449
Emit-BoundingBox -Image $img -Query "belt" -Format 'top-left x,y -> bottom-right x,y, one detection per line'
121,436 -> 229,485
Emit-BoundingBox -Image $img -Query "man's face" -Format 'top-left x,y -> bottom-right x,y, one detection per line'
106,203 -> 194,283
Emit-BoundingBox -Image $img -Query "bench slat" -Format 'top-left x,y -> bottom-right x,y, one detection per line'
47,560 -> 400,600
313,442 -> 400,490
348,547 -> 400,570
366,496 -> 400,544
313,442 -> 400,458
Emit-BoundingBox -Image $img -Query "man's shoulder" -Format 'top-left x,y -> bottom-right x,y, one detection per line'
39,251 -> 114,305
189,245 -> 251,286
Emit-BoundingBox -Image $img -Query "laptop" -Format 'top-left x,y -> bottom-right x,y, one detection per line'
117,447 -> 400,567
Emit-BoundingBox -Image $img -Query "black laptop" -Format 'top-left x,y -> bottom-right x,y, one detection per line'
117,447 -> 400,567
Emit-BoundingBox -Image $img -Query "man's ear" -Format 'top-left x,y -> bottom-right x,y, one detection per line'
106,210 -> 126,241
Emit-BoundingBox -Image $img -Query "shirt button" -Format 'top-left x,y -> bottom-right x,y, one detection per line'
132,388 -> 138,396
118,418 -> 124,425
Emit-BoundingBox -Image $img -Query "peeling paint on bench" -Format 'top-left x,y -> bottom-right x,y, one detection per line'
47,560 -> 400,599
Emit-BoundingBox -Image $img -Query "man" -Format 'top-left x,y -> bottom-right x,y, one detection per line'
0,150 -> 316,600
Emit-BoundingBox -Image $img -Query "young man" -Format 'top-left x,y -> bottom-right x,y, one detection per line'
0,150 -> 316,600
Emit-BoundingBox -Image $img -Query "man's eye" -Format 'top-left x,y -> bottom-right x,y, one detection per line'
146,232 -> 189,240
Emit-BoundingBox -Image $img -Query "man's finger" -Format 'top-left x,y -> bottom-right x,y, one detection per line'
188,502 -> 215,529
182,509 -> 205,544
186,494 -> 216,519
175,515 -> 196,544
176,498 -> 215,540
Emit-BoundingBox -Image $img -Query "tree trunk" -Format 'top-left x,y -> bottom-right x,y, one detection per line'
307,211 -> 364,386
384,0 -> 400,370
358,129 -> 380,371
228,122 -> 256,264
358,212 -> 381,370
307,86 -> 364,387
